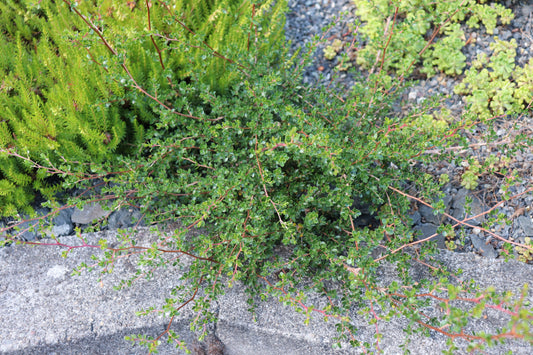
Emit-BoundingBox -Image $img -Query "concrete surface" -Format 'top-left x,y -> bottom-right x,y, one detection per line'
1,227 -> 532,354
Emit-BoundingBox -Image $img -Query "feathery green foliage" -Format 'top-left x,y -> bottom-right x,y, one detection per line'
70,0 -> 287,94
0,0 -> 286,216
0,0 -> 143,216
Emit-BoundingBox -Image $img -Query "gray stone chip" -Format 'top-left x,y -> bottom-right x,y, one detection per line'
517,215 -> 533,237
452,189 -> 486,226
413,223 -> 446,249
470,234 -> 498,259
71,203 -> 108,225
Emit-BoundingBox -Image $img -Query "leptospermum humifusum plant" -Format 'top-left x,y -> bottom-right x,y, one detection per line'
1,0 -> 532,353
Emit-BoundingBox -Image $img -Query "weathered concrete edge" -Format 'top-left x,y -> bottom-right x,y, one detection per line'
1,228 -> 532,354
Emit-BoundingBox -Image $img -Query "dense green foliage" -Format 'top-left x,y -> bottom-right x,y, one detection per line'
66,0 -> 287,94
454,41 -> 533,119
70,30 -> 454,353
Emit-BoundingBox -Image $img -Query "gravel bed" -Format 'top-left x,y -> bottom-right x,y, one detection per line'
285,0 -> 533,259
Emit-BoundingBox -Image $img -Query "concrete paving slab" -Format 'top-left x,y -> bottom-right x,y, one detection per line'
1,228 -> 532,354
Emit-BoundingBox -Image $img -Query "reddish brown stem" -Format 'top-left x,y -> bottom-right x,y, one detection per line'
145,0 -> 165,70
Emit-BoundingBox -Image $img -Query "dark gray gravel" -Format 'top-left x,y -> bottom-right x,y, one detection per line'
285,0 -> 533,260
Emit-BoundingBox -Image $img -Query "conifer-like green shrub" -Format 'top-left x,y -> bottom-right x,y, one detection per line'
67,0 -> 288,94
0,0 -> 145,216
0,0 -> 286,216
